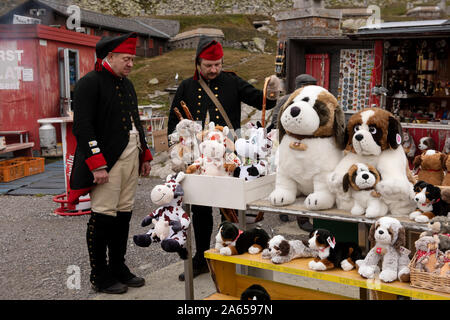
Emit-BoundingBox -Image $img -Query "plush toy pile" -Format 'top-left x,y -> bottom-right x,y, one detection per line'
233,121 -> 273,181
186,122 -> 239,176
133,172 -> 190,260
168,119 -> 202,172
410,215 -> 450,277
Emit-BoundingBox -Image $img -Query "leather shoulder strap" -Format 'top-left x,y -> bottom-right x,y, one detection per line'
198,76 -> 236,139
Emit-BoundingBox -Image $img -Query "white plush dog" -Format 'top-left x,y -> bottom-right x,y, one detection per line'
269,85 -> 346,210
329,108 -> 415,215
342,163 -> 388,218
261,235 -> 317,264
356,217 -> 410,282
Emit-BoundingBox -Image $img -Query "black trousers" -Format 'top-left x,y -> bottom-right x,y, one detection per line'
191,205 -> 213,266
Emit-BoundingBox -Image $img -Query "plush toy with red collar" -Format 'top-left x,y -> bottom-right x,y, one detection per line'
356,217 -> 411,282
214,221 -> 270,256
307,229 -> 364,271
410,180 -> 450,223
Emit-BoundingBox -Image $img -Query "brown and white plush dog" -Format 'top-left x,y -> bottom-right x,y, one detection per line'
328,108 -> 415,215
413,150 -> 445,186
269,85 -> 346,210
418,136 -> 436,154
343,163 -> 388,218
356,217 -> 411,282
261,234 -> 317,264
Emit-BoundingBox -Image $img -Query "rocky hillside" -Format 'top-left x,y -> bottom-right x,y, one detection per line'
2,0 -> 448,18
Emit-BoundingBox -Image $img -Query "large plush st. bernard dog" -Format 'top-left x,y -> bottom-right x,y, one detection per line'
329,108 -> 416,215
269,85 -> 345,209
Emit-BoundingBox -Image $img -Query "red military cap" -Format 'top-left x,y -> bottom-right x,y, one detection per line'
194,37 -> 224,80
198,40 -> 223,61
95,32 -> 137,71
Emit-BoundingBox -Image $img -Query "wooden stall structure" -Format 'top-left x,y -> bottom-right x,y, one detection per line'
350,20 -> 450,165
0,24 -> 99,155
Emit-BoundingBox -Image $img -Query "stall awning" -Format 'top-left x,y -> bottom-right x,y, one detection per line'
349,19 -> 450,39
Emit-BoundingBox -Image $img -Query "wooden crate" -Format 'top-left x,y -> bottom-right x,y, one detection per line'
14,157 -> 45,176
0,159 -> 26,182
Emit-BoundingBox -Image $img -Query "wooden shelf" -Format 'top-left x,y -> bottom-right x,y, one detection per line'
205,249 -> 450,300
0,142 -> 34,155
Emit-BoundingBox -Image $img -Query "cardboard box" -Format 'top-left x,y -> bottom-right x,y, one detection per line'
181,173 -> 276,210
152,128 -> 169,152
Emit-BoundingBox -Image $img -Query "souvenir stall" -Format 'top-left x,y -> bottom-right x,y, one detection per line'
164,16 -> 450,300
350,20 -> 450,168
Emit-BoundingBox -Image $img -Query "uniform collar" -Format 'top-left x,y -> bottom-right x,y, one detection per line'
102,59 -> 121,78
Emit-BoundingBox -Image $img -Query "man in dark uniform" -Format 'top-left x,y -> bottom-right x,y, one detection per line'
271,74 -> 317,231
68,33 -> 153,294
168,36 -> 281,281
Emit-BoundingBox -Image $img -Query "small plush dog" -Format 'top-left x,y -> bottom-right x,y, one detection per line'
307,229 -> 364,271
215,221 -> 269,256
262,234 -> 317,264
418,136 -> 436,153
413,150 -> 445,186
240,284 -> 271,301
356,217 -> 410,282
342,163 -> 389,218
410,180 -> 450,223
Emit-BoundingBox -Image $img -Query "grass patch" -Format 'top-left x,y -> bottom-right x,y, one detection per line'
128,48 -> 276,115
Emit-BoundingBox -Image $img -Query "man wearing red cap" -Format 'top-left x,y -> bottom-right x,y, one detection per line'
168,36 -> 281,281
70,32 -> 152,294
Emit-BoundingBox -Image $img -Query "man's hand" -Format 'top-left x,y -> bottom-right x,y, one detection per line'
93,169 -> 109,185
265,74 -> 281,100
140,161 -> 151,177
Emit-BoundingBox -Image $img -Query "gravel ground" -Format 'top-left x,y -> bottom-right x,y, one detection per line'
0,176 -> 286,300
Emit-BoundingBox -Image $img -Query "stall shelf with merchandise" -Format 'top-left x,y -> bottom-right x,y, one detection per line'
204,249 -> 450,300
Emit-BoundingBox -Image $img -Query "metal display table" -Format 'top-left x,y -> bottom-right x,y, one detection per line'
183,196 -> 444,300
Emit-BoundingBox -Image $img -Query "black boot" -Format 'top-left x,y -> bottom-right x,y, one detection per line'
108,211 -> 145,288
296,216 -> 314,232
87,212 -> 127,294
